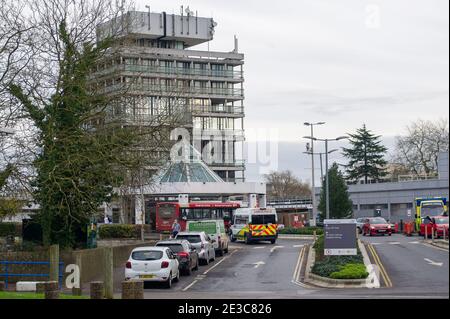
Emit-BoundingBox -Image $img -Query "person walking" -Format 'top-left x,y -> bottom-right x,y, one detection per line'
171,219 -> 181,238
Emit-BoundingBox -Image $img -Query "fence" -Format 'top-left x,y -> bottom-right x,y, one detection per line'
0,261 -> 64,289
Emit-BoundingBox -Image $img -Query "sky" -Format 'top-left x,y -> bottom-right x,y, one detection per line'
134,0 -> 449,182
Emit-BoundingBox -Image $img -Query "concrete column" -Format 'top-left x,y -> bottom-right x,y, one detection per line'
104,247 -> 114,299
44,281 -> 59,299
90,281 -> 105,299
49,245 -> 59,283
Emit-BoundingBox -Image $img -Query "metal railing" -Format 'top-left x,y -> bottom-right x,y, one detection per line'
101,83 -> 244,98
91,64 -> 244,81
190,104 -> 244,115
0,261 -> 64,289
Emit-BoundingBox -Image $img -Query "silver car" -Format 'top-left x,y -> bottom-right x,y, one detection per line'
356,218 -> 367,234
175,231 -> 216,265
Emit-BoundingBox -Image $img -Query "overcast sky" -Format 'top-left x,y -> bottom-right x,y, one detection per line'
135,0 -> 449,181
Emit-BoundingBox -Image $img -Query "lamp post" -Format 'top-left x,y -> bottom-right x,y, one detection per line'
303,149 -> 338,182
305,136 -> 348,220
303,122 -> 325,226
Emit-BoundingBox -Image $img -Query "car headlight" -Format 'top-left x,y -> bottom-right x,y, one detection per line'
370,226 -> 375,230
387,225 -> 391,229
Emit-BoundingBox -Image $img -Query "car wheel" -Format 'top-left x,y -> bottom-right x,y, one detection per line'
184,266 -> 192,276
231,234 -> 237,242
173,271 -> 180,283
217,248 -> 224,257
245,233 -> 251,245
165,273 -> 172,289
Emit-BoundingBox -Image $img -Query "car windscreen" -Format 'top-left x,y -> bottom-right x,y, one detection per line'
421,204 -> 444,217
370,218 -> 387,224
251,214 -> 277,225
434,217 -> 449,224
176,235 -> 202,243
159,205 -> 176,219
156,243 -> 184,253
132,250 -> 163,261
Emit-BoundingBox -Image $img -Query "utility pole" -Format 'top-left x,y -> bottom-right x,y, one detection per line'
304,135 -> 348,220
303,122 -> 325,226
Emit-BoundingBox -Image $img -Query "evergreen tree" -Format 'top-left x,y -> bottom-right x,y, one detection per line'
318,163 -> 353,220
342,124 -> 388,183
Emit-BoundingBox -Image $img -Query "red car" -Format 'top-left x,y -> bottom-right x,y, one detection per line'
362,217 -> 392,236
419,215 -> 449,238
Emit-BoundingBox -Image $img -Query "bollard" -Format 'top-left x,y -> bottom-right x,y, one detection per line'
104,247 -> 114,299
0,281 -> 5,292
425,226 -> 428,241
90,281 -> 105,299
72,287 -> 82,296
121,281 -> 135,299
431,227 -> 435,242
133,280 -> 144,299
44,281 -> 59,299
36,282 -> 46,293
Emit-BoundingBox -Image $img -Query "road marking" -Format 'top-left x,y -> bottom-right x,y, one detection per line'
253,261 -> 266,269
371,243 -> 382,245
424,258 -> 444,267
253,246 -> 265,249
202,250 -> 237,275
409,241 -> 421,244
270,245 -> 284,253
389,242 -> 401,245
182,280 -> 198,292
368,244 -> 393,288
293,245 -> 304,248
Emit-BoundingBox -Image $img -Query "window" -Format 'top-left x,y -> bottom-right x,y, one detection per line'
176,234 -> 202,243
132,251 -> 163,261
251,215 -> 277,225
156,243 -> 184,253
234,215 -> 249,225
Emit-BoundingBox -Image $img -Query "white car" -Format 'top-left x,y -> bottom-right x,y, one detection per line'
125,246 -> 180,288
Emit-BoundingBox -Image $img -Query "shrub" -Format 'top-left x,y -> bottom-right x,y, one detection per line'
0,222 -> 21,237
279,227 -> 323,235
98,224 -> 151,239
330,263 -> 368,279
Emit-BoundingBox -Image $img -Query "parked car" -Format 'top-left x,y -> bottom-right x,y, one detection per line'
155,239 -> 199,276
125,247 -> 179,288
175,231 -> 216,265
356,218 -> 366,234
419,215 -> 449,238
362,217 -> 392,236
186,220 -> 229,256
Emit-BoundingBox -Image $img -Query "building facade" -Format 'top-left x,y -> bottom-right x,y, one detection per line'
94,10 -> 245,182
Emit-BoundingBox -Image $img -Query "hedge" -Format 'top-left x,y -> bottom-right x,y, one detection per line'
279,227 -> 323,236
98,224 -> 151,239
0,222 -> 21,237
330,263 -> 368,279
312,235 -> 367,279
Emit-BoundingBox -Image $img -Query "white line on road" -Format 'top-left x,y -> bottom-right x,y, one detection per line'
371,243 -> 382,245
409,241 -> 421,244
293,245 -> 304,248
424,258 -> 444,267
182,280 -> 198,292
253,261 -> 266,268
270,245 -> 284,253
253,246 -> 265,249
389,242 -> 401,245
203,250 -> 237,275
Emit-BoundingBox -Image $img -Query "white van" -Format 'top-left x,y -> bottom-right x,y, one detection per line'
186,220 -> 229,256
230,207 -> 278,244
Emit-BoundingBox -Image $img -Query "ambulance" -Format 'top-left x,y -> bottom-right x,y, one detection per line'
230,207 -> 278,244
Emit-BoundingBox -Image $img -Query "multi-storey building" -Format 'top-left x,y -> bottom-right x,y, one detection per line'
94,9 -> 245,182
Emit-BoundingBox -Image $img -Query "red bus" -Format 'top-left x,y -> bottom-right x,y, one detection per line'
156,202 -> 241,233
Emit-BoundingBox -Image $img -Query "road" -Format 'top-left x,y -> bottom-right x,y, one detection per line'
112,235 -> 448,299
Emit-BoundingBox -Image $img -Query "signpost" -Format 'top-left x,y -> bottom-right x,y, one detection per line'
324,219 -> 357,256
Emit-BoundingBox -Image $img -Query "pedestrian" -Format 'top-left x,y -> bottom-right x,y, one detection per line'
171,219 -> 181,238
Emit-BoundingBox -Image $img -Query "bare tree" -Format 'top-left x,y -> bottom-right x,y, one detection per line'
392,119 -> 449,176
264,170 -> 311,200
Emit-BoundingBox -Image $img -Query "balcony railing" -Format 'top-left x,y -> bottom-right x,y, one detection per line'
207,159 -> 246,168
91,64 -> 244,81
190,105 -> 244,116
101,83 -> 244,99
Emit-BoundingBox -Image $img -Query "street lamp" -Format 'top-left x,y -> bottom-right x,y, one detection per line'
304,136 -> 348,220
302,122 -> 325,226
303,149 -> 338,181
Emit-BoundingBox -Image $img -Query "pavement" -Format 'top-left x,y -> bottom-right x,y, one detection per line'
109,235 -> 448,299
